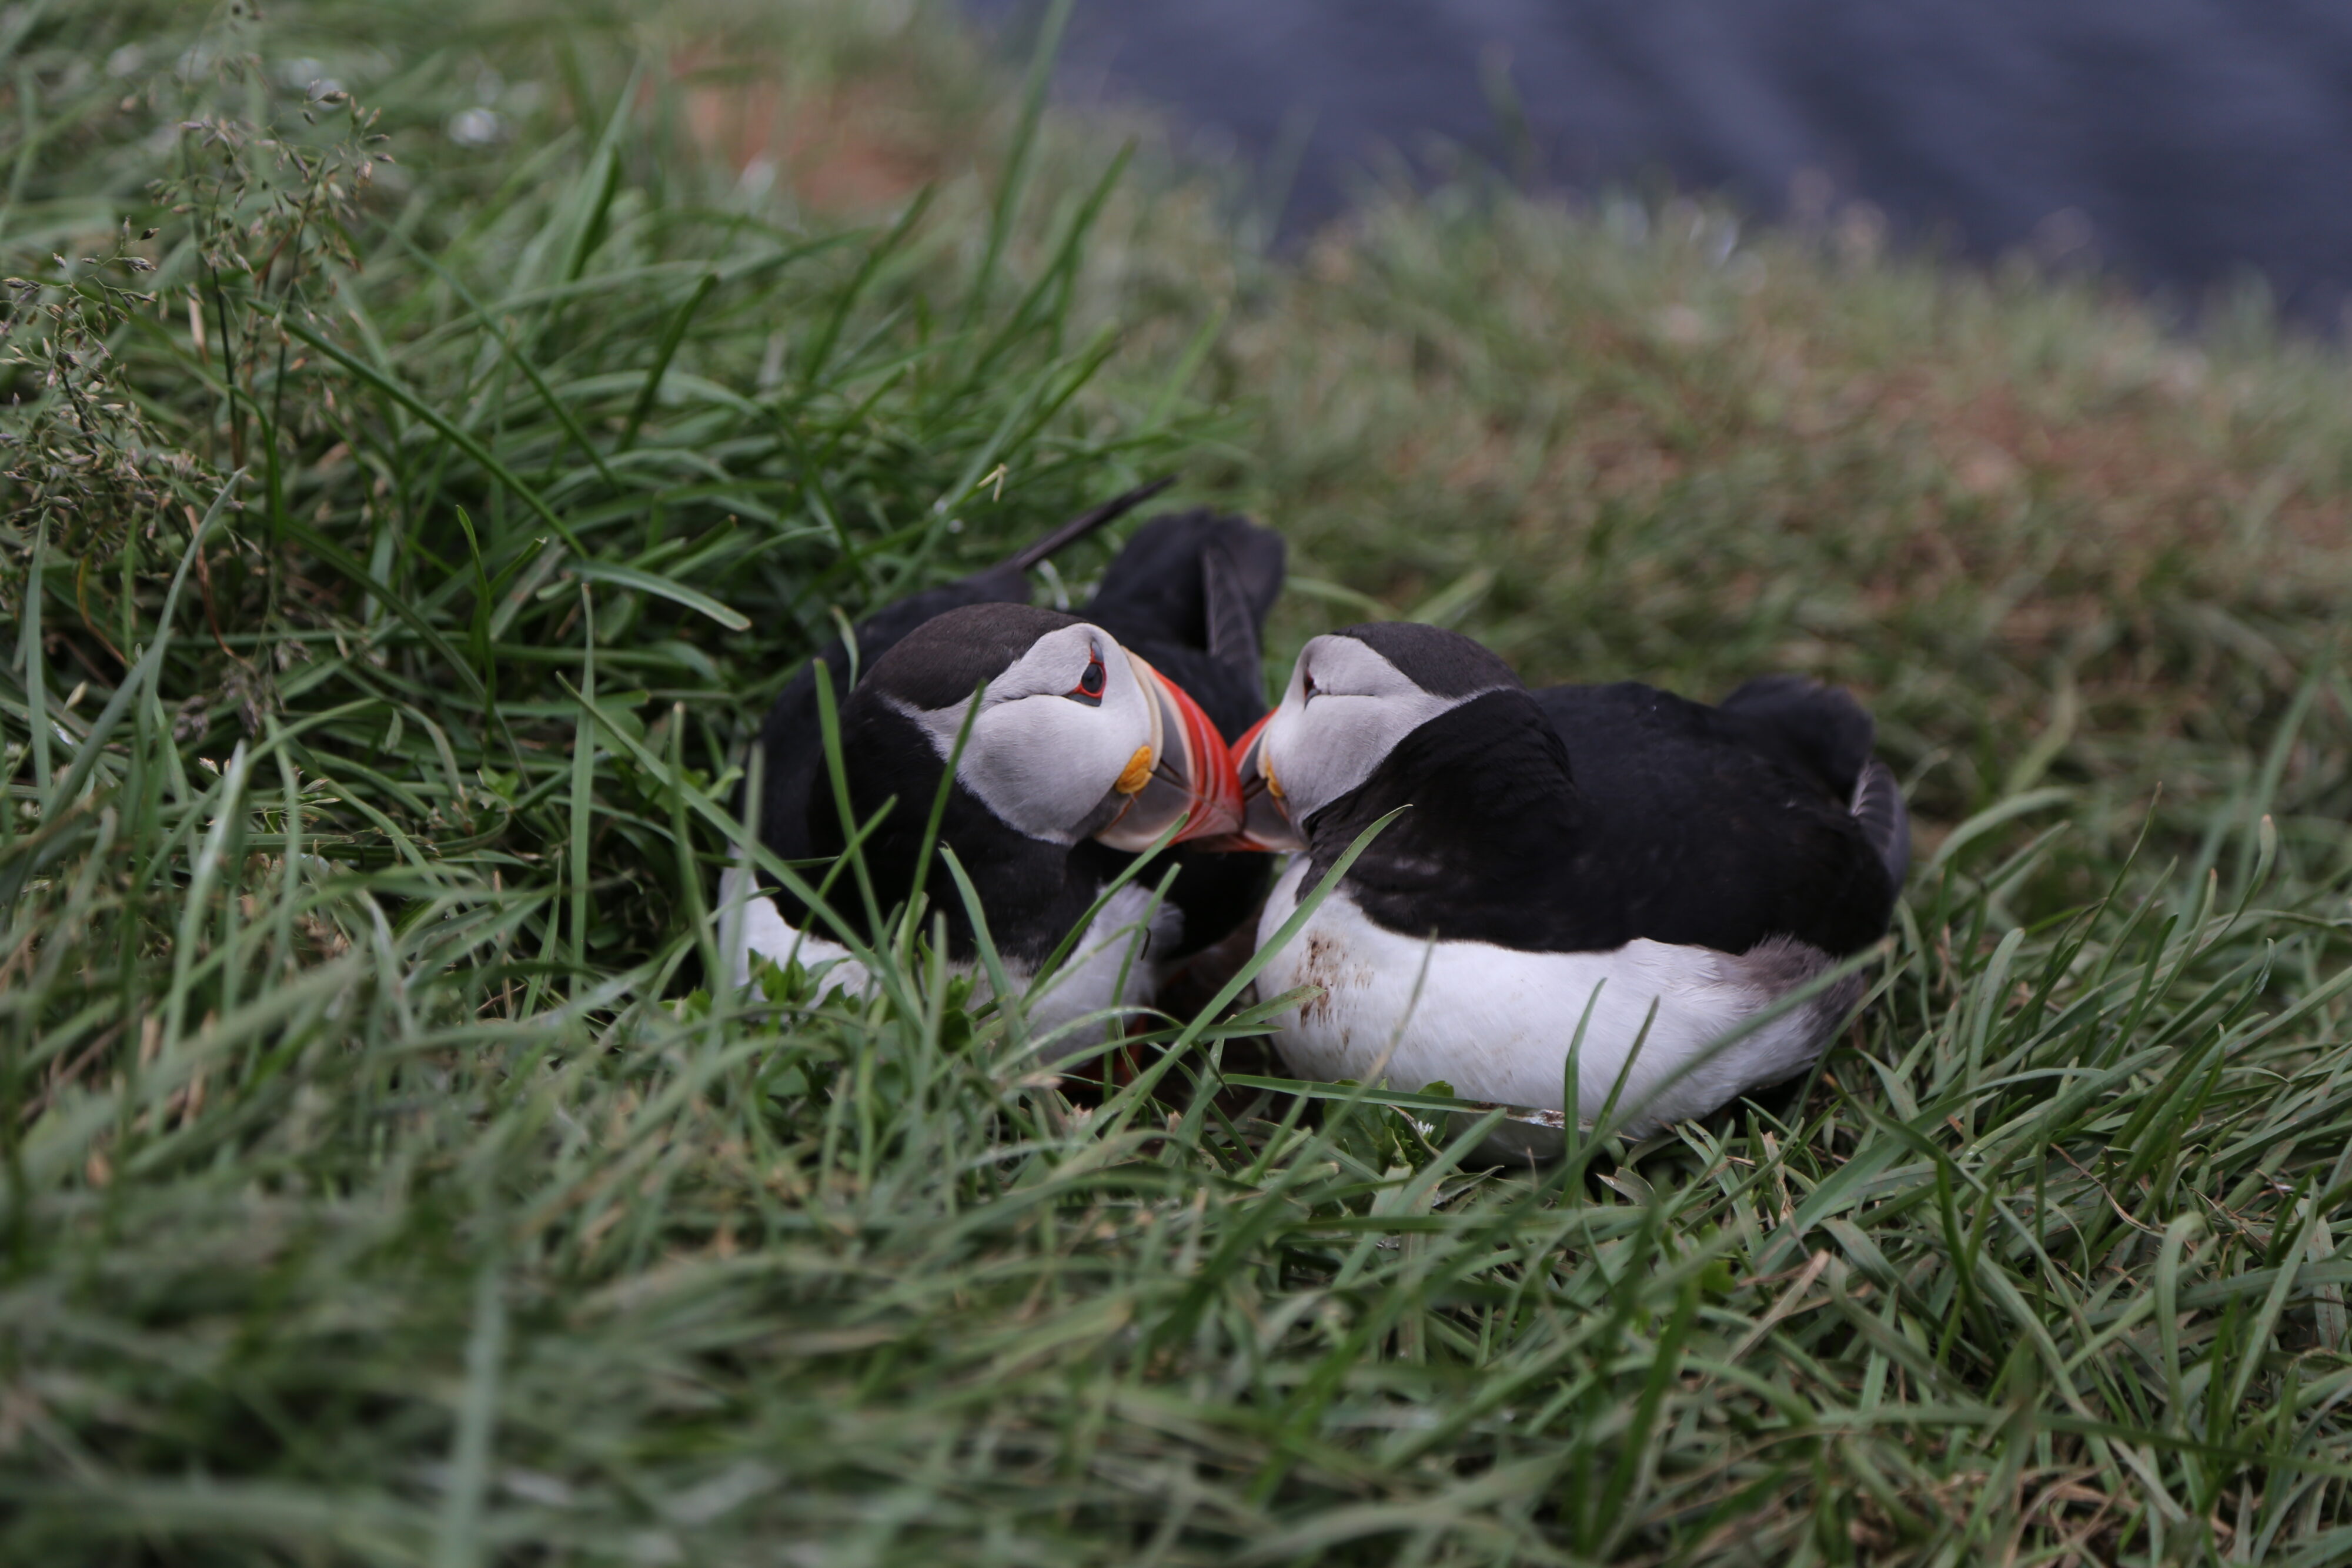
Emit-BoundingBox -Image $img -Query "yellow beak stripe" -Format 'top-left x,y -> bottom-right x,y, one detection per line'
1115,744 -> 1154,796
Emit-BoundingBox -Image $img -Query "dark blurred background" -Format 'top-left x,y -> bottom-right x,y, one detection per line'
965,0 -> 2352,327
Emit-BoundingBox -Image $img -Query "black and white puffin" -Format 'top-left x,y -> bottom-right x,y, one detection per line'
726,496 -> 1285,1043
1228,623 -> 1909,1139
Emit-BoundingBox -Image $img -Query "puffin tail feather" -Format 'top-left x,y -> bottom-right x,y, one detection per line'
1719,674 -> 1876,795
1851,757 -> 1912,893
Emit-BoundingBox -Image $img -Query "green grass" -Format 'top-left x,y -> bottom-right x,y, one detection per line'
9,2 -> 2352,1563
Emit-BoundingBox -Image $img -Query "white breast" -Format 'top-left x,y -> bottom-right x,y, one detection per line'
1254,860 -> 1853,1137
719,867 -> 1180,1057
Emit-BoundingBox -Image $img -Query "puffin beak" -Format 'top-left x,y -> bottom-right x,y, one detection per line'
1092,653 -> 1245,851
1209,710 -> 1307,853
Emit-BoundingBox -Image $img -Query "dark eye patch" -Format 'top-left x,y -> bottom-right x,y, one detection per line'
1065,654 -> 1106,707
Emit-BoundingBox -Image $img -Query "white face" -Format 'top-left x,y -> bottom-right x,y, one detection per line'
1254,634 -> 1496,826
894,621 -> 1155,844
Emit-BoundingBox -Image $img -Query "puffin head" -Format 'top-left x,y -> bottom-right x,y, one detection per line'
1227,621 -> 1519,852
854,603 -> 1243,849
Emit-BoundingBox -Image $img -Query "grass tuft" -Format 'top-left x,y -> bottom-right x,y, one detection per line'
6,2 -> 2352,1563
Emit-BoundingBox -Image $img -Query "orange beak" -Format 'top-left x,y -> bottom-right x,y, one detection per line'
1190,708 -> 1304,853
1091,654 -> 1246,851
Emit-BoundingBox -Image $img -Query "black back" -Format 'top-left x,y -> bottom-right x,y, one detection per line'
1713,674 -> 1876,800
1303,674 -> 1899,959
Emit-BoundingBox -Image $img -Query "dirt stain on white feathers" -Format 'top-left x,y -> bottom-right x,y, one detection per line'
1297,930 -> 1378,1025
1299,931 -> 1338,1023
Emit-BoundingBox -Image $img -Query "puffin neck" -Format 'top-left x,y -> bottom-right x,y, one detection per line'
792,688 -> 1099,966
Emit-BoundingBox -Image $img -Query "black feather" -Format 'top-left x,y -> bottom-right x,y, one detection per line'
1716,673 -> 1877,798
1850,757 -> 1912,892
1201,537 -> 1263,676
1304,672 -> 1901,959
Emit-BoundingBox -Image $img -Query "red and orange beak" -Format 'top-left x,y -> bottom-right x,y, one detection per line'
1212,710 -> 1307,852
1091,653 -> 1246,851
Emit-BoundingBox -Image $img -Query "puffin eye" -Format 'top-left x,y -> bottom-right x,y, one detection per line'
1066,654 -> 1107,706
1301,669 -> 1318,700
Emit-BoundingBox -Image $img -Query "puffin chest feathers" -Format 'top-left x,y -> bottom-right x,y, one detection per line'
726,867 -> 1181,1043
1255,861 -> 1860,1137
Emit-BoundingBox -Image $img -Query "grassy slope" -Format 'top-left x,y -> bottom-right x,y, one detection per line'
7,2 -> 2352,1563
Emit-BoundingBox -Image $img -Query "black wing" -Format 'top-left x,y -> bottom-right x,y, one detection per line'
1532,680 -> 1901,952
1314,683 -> 1899,959
1717,674 -> 1909,890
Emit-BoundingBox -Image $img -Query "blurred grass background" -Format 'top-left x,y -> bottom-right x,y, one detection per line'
8,1 -> 2352,1562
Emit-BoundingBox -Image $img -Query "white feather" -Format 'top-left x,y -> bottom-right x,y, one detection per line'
719,866 -> 1180,1054
1256,634 -> 1498,823
721,865 -> 873,994
1254,859 -> 1849,1137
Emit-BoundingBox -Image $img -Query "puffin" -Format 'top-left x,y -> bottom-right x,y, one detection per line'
1228,622 -> 1909,1142
726,492 -> 1285,1046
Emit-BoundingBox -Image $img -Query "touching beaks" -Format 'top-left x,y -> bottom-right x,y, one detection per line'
1091,653 -> 1247,851
1205,710 -> 1307,853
